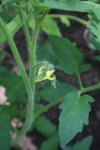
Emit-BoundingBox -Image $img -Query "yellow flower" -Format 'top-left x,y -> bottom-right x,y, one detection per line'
36,65 -> 55,82
45,70 -> 55,80
38,66 -> 45,76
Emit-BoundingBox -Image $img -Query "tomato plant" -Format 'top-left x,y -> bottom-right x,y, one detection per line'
0,0 -> 100,149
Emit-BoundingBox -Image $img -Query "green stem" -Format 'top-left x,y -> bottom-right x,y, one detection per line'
16,5 -> 37,139
29,28 -> 39,90
17,94 -> 34,140
76,70 -> 83,89
17,4 -> 48,138
18,10 -> 42,138
49,14 -> 89,26
0,17 -> 34,140
29,9 -> 49,89
18,9 -> 48,138
0,17 -> 31,97
80,82 -> 100,94
29,13 -> 40,90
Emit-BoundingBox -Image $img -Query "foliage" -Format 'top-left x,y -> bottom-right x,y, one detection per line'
0,0 -> 100,149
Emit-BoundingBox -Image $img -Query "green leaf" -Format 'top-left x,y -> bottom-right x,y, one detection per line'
68,136 -> 93,150
34,116 -> 57,137
40,134 -> 59,150
42,15 -> 61,36
59,91 -> 94,148
49,36 -> 83,75
0,67 -> 26,101
40,81 -> 75,102
0,111 -> 11,150
38,0 -> 100,12
37,41 -> 55,62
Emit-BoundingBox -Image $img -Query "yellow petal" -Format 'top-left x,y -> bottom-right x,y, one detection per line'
38,66 -> 45,75
45,70 -> 55,80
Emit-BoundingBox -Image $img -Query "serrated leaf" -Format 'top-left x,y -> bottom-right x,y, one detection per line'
40,134 -> 59,150
40,81 -> 75,102
42,15 -> 61,36
0,111 -> 11,150
0,67 -> 26,101
34,116 -> 57,137
59,91 -> 94,148
68,136 -> 93,150
49,36 -> 83,75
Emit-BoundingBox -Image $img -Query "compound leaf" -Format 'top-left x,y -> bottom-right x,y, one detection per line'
59,91 -> 94,148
